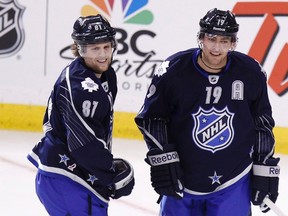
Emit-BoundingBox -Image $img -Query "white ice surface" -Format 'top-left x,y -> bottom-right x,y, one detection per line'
0,130 -> 287,216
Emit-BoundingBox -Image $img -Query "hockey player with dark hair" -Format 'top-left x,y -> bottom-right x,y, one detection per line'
135,8 -> 280,216
27,14 -> 134,215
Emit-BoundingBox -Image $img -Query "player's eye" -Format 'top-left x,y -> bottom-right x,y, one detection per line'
221,40 -> 229,44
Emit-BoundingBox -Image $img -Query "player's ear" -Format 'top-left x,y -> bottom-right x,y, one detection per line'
197,32 -> 204,49
77,45 -> 86,57
230,41 -> 237,51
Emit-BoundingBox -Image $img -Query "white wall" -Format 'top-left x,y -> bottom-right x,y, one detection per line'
1,0 -> 288,127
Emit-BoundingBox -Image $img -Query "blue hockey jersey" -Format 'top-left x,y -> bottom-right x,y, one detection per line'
135,48 -> 275,194
27,57 -> 117,202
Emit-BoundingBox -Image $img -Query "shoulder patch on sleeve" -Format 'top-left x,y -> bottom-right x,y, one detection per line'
154,61 -> 170,77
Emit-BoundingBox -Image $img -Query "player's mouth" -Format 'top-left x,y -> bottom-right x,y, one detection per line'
96,59 -> 109,66
209,52 -> 221,56
97,59 -> 107,63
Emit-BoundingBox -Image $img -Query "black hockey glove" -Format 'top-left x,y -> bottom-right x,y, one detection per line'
251,157 -> 280,213
109,158 -> 135,199
145,145 -> 184,199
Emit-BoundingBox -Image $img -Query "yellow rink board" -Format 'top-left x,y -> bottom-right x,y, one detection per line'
0,103 -> 287,154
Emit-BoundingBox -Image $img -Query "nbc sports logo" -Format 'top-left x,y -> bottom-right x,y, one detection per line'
81,0 -> 153,25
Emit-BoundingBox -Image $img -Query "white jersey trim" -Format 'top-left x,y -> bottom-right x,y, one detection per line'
29,151 -> 109,203
65,67 -> 108,150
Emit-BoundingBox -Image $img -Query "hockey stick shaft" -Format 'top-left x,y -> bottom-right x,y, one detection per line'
263,197 -> 287,216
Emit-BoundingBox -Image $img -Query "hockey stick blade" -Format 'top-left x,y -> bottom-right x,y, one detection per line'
263,197 -> 287,216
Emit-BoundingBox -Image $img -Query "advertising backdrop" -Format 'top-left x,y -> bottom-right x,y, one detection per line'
0,0 -> 287,151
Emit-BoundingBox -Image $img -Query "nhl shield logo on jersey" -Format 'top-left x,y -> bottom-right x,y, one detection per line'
192,107 -> 235,153
0,0 -> 25,57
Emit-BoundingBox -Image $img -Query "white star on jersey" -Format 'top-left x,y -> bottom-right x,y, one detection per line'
59,154 -> 70,166
208,171 -> 223,185
87,174 -> 98,185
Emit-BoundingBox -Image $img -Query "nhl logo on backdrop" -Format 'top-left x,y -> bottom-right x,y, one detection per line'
192,107 -> 235,153
0,0 -> 25,57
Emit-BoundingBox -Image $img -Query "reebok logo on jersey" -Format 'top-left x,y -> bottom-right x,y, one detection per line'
148,151 -> 180,166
